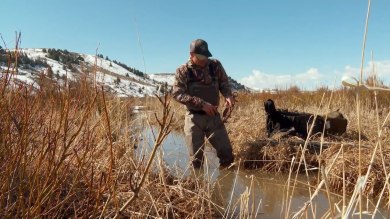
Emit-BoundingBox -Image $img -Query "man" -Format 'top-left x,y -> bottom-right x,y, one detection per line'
172,39 -> 235,169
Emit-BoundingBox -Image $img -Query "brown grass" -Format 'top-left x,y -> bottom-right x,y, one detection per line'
0,46 -> 220,218
148,89 -> 390,203
3,35 -> 390,217
320,143 -> 390,197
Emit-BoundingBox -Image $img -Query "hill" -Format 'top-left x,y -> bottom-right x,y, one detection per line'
0,48 -> 250,96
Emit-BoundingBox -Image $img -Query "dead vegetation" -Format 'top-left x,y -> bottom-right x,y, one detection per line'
0,47 -> 220,218
148,89 -> 390,205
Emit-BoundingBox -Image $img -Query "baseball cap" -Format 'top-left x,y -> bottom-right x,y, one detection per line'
190,39 -> 212,57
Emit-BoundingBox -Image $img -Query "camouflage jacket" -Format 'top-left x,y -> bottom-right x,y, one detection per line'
172,58 -> 233,109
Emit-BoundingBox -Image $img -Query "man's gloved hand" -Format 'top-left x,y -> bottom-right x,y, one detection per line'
225,96 -> 235,108
202,102 -> 218,116
222,93 -> 237,123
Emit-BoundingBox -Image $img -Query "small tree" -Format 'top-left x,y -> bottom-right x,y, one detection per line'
0,45 -> 4,54
287,85 -> 300,94
67,63 -> 72,71
46,66 -> 54,79
158,84 -> 165,93
115,77 -> 121,85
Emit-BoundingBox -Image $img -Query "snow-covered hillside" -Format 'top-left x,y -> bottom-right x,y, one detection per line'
1,48 -> 249,97
1,48 -> 161,97
148,73 -> 175,86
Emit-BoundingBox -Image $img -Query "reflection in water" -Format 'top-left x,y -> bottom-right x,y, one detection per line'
140,126 -> 389,218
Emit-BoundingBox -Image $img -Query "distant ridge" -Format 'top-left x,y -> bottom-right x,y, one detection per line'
0,48 -> 250,97
0,48 -> 165,97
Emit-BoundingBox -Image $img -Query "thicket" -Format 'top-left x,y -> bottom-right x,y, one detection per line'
228,76 -> 248,91
112,60 -> 146,78
0,48 -> 47,69
46,48 -> 84,67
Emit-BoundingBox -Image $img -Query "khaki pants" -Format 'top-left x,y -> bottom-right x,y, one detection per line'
184,112 -> 234,168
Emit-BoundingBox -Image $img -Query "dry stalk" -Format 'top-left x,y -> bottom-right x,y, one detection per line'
292,144 -> 344,219
344,110 -> 390,218
114,93 -> 174,218
100,86 -> 115,177
356,0 -> 372,217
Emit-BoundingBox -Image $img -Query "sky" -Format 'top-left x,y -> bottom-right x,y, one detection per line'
2,0 -> 390,90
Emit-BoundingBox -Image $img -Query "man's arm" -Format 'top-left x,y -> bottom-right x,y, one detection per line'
171,67 -> 205,109
213,60 -> 235,107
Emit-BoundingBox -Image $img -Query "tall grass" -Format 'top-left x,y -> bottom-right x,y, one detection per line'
146,85 -> 390,218
0,45 -> 223,218
3,54 -> 387,218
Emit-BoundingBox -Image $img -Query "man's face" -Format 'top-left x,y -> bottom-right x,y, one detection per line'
191,53 -> 208,67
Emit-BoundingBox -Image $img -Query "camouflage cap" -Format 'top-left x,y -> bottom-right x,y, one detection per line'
190,39 -> 212,57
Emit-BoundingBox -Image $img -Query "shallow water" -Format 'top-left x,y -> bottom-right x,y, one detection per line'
137,122 -> 389,218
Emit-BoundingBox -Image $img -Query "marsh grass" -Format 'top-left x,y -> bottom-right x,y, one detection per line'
3,27 -> 390,217
134,1 -> 389,216
0,46 -> 223,218
3,57 -> 390,218
147,86 -> 390,217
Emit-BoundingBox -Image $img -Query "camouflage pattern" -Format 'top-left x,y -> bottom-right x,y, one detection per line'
172,58 -> 233,110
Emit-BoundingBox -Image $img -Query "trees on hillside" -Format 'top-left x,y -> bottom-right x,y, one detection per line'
112,60 -> 145,78
47,48 -> 84,66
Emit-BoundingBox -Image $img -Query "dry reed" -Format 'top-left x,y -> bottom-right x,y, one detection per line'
147,89 -> 390,208
0,43 -> 221,218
